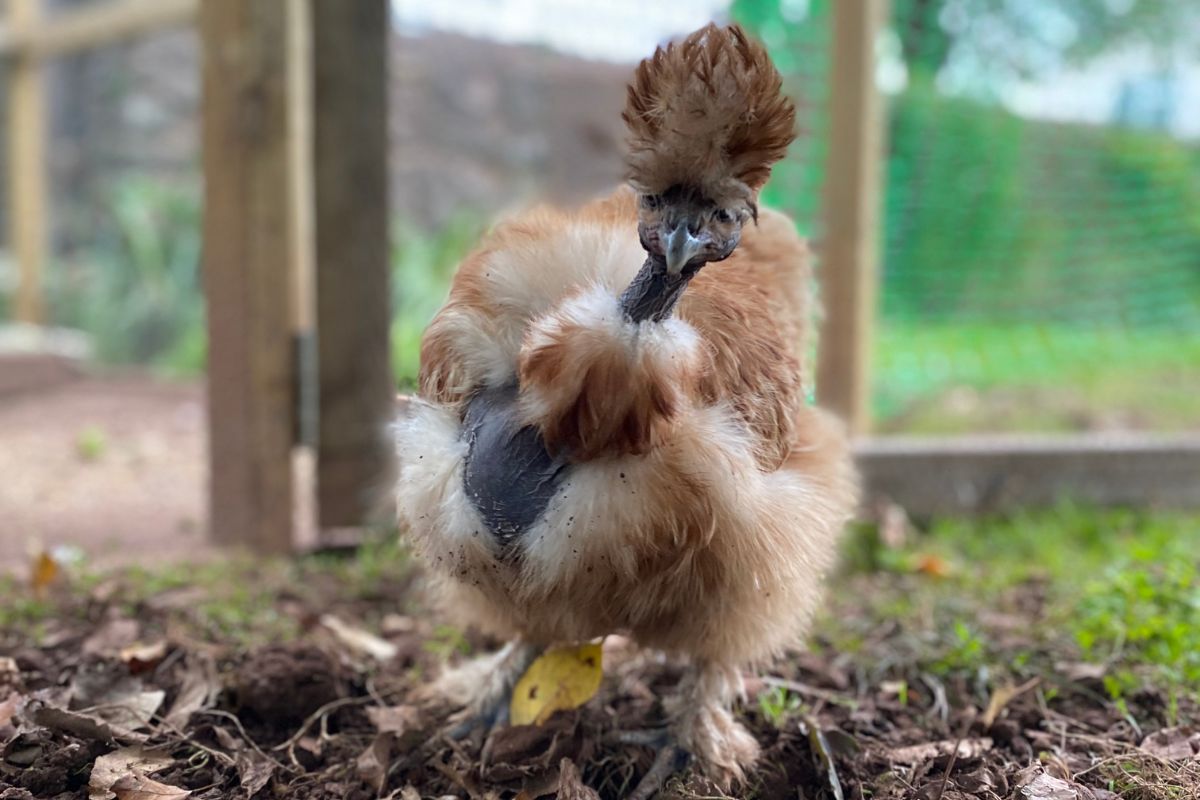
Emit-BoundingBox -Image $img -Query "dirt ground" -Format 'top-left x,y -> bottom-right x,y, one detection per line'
3,369 -> 1197,799
0,370 -> 214,574
2,533 -> 1198,800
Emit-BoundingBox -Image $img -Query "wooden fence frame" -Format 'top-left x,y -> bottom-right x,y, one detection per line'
1,0 -> 394,552
1,0 -> 1196,551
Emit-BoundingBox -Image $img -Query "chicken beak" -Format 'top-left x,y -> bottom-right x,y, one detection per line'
664,223 -> 704,276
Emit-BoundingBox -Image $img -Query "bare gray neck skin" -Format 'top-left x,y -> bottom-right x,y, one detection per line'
619,255 -> 699,322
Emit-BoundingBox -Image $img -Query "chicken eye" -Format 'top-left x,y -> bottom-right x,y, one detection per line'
714,208 -> 735,224
641,194 -> 662,210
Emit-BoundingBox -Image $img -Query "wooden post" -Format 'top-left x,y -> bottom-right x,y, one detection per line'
311,0 -> 394,530
816,0 -> 888,436
286,0 -> 317,450
200,0 -> 300,553
0,0 -> 197,59
8,0 -> 47,324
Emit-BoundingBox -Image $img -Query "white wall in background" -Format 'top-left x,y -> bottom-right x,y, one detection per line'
393,0 -> 733,63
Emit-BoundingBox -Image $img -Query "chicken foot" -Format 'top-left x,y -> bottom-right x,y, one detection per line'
418,640 -> 543,739
619,660 -> 761,797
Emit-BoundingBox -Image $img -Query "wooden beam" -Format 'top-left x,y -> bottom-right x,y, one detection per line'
856,433 -> 1200,517
7,0 -> 47,324
0,0 -> 196,59
311,0 -> 394,530
286,0 -> 317,450
200,0 -> 297,554
816,0 -> 888,435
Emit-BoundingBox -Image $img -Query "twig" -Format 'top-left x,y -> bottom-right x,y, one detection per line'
149,713 -> 237,768
802,714 -> 845,800
931,732 -> 963,800
270,695 -> 371,770
271,696 -> 369,753
1072,750 -> 1171,781
193,708 -> 274,762
760,675 -> 856,706
627,745 -> 687,800
431,756 -> 483,798
920,674 -> 949,723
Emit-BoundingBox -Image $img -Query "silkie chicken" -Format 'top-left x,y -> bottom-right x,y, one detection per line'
395,22 -> 857,795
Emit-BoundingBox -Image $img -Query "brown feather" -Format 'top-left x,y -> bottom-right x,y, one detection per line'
622,24 -> 796,202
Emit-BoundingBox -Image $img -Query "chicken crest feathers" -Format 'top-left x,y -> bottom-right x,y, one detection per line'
622,23 -> 796,203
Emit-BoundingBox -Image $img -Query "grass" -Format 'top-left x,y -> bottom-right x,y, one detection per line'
0,531 -> 413,647
831,506 -> 1200,704
74,426 -> 108,462
757,685 -> 804,726
875,322 -> 1200,433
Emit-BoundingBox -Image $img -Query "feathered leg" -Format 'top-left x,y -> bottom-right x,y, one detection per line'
621,661 -> 759,799
419,640 -> 542,737
670,661 -> 760,785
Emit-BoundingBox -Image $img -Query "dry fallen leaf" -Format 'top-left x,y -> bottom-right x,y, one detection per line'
0,692 -> 23,745
1017,772 -> 1079,800
320,614 -> 399,661
0,693 -> 21,728
163,656 -> 219,729
876,500 -> 910,549
982,677 -> 1040,727
555,758 -> 600,800
82,682 -> 165,733
887,737 -> 993,765
1054,661 -> 1107,682
367,704 -> 420,735
510,642 -> 603,727
30,550 -> 61,598
356,733 -> 393,794
0,657 -> 20,691
1040,751 -> 1073,781
82,619 -> 141,659
914,553 -> 952,578
110,775 -> 191,800
957,765 -> 1008,796
27,701 -> 144,744
120,642 -> 169,675
234,751 -> 276,796
88,745 -> 173,800
1140,726 -> 1200,760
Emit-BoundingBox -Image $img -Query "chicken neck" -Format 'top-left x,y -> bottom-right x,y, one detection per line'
619,255 -> 699,323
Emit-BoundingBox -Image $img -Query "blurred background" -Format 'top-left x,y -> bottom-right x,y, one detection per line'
0,0 -> 1198,564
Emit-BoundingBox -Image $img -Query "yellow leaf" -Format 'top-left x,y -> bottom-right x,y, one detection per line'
914,553 -> 952,578
31,550 -> 61,598
510,642 -> 603,726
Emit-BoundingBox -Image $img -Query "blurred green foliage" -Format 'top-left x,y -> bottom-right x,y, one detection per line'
737,0 -> 1199,84
733,0 -> 1200,430
884,79 -> 1200,326
45,176 -> 205,374
390,218 -> 484,389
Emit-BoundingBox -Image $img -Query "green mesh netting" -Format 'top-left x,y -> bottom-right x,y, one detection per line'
735,0 -> 1200,434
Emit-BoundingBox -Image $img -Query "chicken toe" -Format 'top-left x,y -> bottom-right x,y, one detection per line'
417,640 -> 542,738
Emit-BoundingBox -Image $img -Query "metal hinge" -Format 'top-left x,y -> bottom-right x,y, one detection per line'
293,330 -> 318,448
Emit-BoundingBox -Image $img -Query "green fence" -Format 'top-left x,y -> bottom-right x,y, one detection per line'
736,0 -> 1200,433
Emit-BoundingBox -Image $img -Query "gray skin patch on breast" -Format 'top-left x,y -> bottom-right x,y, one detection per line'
461,384 -> 570,550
